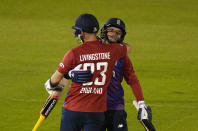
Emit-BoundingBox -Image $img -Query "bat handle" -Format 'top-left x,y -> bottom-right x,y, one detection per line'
32,115 -> 45,131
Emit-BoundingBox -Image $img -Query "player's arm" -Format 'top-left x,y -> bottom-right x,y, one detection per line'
44,70 -> 65,95
123,55 -> 144,101
59,77 -> 70,89
54,77 -> 70,97
51,70 -> 64,86
44,50 -> 75,95
45,66 -> 92,95
123,56 -> 156,130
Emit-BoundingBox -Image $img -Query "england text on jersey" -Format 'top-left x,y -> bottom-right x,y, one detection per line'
80,52 -> 110,62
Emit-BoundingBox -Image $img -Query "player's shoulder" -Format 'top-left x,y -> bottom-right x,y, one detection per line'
68,44 -> 84,54
111,43 -> 125,47
63,49 -> 74,58
110,43 -> 126,52
71,43 -> 84,50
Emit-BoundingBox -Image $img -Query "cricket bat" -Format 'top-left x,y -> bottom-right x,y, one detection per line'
133,100 -> 156,131
32,78 -> 69,131
32,90 -> 63,131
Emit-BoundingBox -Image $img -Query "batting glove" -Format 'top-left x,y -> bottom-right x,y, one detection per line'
137,101 -> 152,121
64,64 -> 92,83
44,79 -> 64,95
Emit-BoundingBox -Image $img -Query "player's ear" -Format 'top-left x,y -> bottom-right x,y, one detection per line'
81,31 -> 85,36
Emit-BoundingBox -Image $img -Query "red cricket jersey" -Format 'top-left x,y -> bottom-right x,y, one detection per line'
57,40 -> 127,112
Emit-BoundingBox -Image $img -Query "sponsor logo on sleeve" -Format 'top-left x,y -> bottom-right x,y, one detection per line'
59,63 -> 64,68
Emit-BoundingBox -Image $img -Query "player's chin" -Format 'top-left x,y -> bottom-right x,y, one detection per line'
109,38 -> 118,43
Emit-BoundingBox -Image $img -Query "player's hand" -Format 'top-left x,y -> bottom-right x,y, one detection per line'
44,79 -> 64,95
64,64 -> 92,83
69,70 -> 92,83
137,101 -> 152,121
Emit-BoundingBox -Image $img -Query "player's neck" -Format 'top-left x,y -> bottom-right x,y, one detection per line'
83,33 -> 97,42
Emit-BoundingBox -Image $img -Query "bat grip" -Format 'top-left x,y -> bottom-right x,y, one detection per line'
32,115 -> 45,131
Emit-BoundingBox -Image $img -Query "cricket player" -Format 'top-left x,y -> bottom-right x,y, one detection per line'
69,18 -> 153,131
100,18 -> 150,131
44,14 -> 127,131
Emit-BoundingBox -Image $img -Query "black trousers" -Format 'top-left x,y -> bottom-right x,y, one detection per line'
60,108 -> 105,131
101,110 -> 128,131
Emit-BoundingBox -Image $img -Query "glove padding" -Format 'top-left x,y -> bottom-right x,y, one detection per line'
45,79 -> 64,95
69,70 -> 92,83
64,64 -> 92,83
137,101 -> 152,121
133,100 -> 156,131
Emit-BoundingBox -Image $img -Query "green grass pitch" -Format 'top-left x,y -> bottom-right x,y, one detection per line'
0,0 -> 198,130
